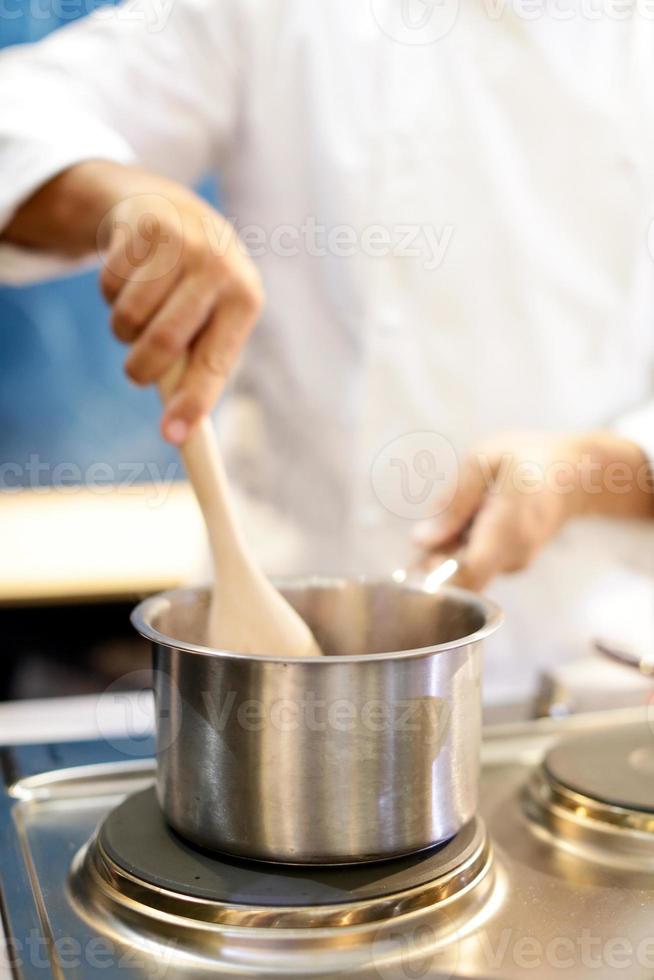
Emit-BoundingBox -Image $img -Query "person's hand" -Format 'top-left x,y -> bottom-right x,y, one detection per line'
2,160 -> 263,444
97,171 -> 263,444
412,431 -> 654,591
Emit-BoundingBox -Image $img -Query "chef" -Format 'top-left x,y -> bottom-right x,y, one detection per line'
1,0 -> 654,705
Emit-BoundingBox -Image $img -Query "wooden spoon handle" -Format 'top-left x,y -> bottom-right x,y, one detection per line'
157,360 -> 322,657
158,362 -> 246,566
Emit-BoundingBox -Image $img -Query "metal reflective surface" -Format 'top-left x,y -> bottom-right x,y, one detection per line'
132,580 -> 502,863
75,810 -> 493,930
3,708 -> 654,979
524,722 -> 654,871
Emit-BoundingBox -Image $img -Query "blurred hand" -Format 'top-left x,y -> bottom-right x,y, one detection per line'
98,174 -> 263,444
412,431 -> 654,591
2,160 -> 263,445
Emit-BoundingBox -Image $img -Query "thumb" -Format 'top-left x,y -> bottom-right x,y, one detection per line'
412,456 -> 487,550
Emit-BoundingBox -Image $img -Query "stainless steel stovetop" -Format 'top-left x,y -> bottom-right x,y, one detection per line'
2,707 -> 654,979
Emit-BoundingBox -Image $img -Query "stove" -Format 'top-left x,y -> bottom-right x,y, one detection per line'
2,707 -> 654,979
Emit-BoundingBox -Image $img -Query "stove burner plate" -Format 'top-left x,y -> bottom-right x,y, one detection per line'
543,722 -> 654,813
99,787 -> 482,907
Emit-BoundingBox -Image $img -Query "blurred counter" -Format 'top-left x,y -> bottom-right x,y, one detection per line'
0,690 -> 154,746
0,483 -> 206,604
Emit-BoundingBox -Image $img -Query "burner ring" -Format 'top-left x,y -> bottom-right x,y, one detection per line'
530,770 -> 654,836
76,787 -> 493,930
84,826 -> 492,929
524,723 -> 654,870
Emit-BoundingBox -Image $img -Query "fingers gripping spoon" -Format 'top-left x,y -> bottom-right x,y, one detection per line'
159,363 -> 322,658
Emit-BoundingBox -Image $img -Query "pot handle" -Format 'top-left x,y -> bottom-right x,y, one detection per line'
393,548 -> 468,593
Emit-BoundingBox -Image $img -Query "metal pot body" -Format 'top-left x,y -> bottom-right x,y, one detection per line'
132,580 -> 501,864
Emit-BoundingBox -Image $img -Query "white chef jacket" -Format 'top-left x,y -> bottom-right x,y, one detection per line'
2,0 -> 654,703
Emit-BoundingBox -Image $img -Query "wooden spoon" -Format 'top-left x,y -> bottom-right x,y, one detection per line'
159,364 -> 322,658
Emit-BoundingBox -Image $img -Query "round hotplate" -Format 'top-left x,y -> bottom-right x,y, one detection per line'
99,787 -> 484,907
543,722 -> 654,813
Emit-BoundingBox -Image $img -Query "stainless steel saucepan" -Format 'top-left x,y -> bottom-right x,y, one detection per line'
132,578 -> 502,864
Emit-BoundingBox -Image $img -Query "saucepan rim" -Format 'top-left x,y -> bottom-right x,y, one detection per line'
131,577 -> 503,664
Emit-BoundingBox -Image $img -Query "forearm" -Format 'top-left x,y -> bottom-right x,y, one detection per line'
564,432 -> 654,521
2,160 -> 169,258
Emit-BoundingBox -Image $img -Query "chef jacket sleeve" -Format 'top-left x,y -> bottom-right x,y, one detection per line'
0,0 -> 240,283
613,401 -> 654,477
